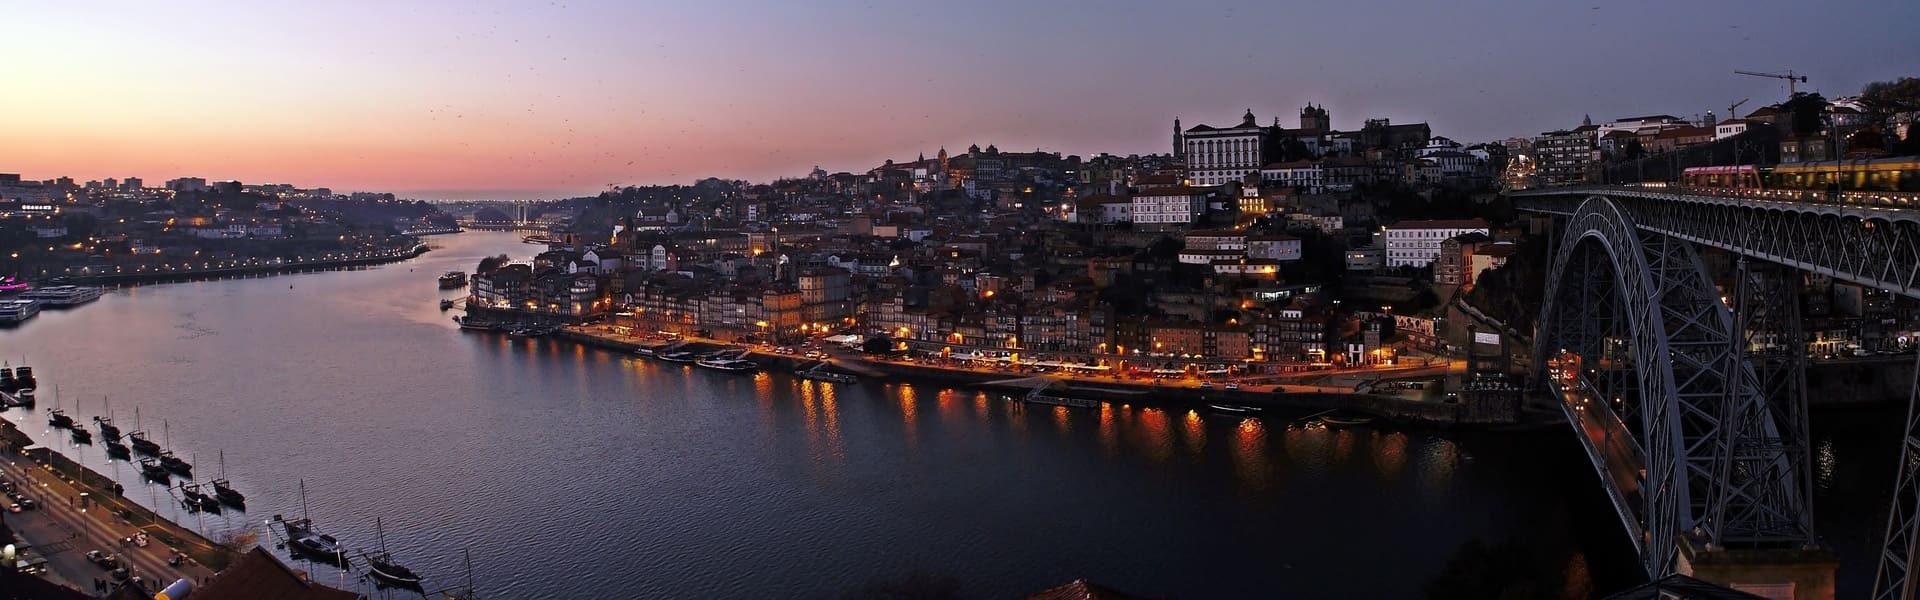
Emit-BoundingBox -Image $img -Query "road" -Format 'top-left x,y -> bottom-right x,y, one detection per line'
3,455 -> 214,596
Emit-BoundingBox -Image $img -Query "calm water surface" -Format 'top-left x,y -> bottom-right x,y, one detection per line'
0,231 -> 1712,598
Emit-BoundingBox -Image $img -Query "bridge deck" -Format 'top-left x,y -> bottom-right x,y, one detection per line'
1549,376 -> 1647,559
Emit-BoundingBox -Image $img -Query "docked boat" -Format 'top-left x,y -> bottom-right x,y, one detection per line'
1023,394 -> 1102,409
278,481 -> 351,569
362,517 -> 424,588
1320,413 -> 1376,427
159,451 -> 193,476
1208,403 -> 1263,415
47,408 -> 74,429
695,357 -> 760,373
212,479 -> 246,507
440,299 -> 456,311
12,387 -> 33,406
70,427 -> 92,444
94,415 -> 121,441
633,346 -> 657,357
656,350 -> 699,363
179,483 -> 220,514
21,285 -> 103,307
437,271 -> 468,289
796,366 -> 857,384
127,432 -> 160,455
0,299 -> 39,324
139,459 -> 171,483
454,316 -> 496,331
105,439 -> 131,459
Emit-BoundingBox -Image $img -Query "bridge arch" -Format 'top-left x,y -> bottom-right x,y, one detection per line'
1534,195 -> 1812,577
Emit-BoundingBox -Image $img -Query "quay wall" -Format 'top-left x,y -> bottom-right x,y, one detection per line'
74,245 -> 428,287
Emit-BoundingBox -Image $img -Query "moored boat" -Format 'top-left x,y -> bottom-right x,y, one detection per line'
796,369 -> 858,384
159,451 -> 193,475
656,351 -> 698,363
440,299 -> 456,311
105,439 -> 131,459
70,427 -> 92,444
127,432 -> 161,455
362,517 -> 424,588
21,285 -> 103,307
278,481 -> 350,569
0,299 -> 39,324
1207,403 -> 1262,415
47,408 -> 74,429
94,415 -> 121,441
437,271 -> 467,289
213,479 -> 246,507
1320,413 -> 1376,427
454,316 -> 496,331
139,459 -> 170,483
695,357 -> 759,373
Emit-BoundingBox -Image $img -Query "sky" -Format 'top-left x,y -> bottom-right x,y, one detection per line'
2,0 -> 1915,200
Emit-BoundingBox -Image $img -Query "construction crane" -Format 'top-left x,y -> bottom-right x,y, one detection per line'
1728,98 -> 1749,120
1736,69 -> 1809,97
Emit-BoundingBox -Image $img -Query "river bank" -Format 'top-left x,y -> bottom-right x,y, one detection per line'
68,244 -> 429,287
539,324 -> 1536,428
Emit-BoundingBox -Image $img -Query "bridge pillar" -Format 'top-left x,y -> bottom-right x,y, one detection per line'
1679,536 -> 1837,600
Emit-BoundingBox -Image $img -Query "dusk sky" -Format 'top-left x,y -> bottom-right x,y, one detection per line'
4,0 -> 1915,200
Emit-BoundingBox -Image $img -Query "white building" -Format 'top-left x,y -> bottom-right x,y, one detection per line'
1260,160 -> 1324,193
1246,233 -> 1303,262
1068,194 -> 1133,224
1715,118 -> 1759,141
1181,110 -> 1269,186
1183,230 -> 1246,251
1383,218 -> 1490,268
1131,187 -> 1208,229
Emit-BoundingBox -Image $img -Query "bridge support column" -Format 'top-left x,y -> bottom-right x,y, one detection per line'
1875,351 -> 1920,600
1680,536 -> 1837,600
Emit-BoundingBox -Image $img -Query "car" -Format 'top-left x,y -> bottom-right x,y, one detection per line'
1224,384 -> 1241,390
7,503 -> 18,513
85,550 -> 119,569
15,497 -> 33,510
1199,382 -> 1213,388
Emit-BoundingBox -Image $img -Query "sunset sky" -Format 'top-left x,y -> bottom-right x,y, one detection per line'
3,0 -> 1915,200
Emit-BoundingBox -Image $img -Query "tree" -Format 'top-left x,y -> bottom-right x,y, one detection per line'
1619,139 -> 1645,162
475,254 -> 509,274
1861,77 -> 1920,131
861,336 -> 894,354
1781,92 -> 1830,137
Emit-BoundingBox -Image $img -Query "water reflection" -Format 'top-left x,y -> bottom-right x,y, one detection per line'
1231,418 -> 1271,493
1182,410 -> 1206,458
1137,408 -> 1173,465
1374,431 -> 1409,482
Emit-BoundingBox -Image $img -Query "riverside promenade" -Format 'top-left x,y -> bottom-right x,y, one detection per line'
527,323 -> 1523,426
0,420 -> 222,596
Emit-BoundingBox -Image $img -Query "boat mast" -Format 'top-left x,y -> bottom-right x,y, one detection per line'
219,449 -> 227,481
299,478 -> 310,523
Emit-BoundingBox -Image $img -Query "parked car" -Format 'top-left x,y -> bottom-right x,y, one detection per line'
85,550 -> 119,569
1224,384 -> 1241,390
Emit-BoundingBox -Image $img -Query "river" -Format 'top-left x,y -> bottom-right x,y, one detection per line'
26,230 -> 1903,598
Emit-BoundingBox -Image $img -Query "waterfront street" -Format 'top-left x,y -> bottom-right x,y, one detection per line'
2,456 -> 213,595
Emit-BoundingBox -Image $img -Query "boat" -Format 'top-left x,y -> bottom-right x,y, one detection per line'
21,285 -> 102,307
179,483 -> 220,514
440,299 -> 456,311
159,452 -> 193,475
1207,403 -> 1263,415
695,357 -> 760,373
454,316 -> 496,331
212,450 -> 245,507
13,366 -> 35,391
278,481 -> 351,569
795,363 -> 857,383
127,432 -> 160,455
12,387 -> 33,406
437,271 -> 468,289
47,408 -> 74,429
633,346 -> 657,357
656,351 -> 699,363
70,427 -> 92,444
105,439 -> 131,459
138,459 -> 170,483
0,299 -> 39,324
1320,413 -> 1376,427
158,421 -> 193,474
95,400 -> 122,441
1022,394 -> 1103,409
362,517 -> 424,588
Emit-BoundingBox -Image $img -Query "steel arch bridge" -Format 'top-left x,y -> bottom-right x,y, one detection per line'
1515,185 -> 1920,597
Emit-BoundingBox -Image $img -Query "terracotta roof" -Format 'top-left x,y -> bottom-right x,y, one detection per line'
192,548 -> 360,600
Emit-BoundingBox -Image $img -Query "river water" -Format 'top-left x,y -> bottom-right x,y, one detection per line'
18,230 -> 1904,598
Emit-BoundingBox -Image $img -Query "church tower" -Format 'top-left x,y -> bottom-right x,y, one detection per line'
1173,118 -> 1184,159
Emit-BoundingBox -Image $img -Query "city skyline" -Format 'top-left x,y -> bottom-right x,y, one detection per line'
4,0 -> 1915,200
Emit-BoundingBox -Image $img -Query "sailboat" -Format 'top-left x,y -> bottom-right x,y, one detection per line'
435,548 -> 479,600
127,407 -> 160,456
68,396 -> 91,444
46,388 -> 73,429
138,458 -> 170,483
362,517 -> 424,588
93,396 -> 121,441
177,482 -> 220,514
276,480 -> 350,569
211,450 -> 245,508
158,420 -> 193,475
